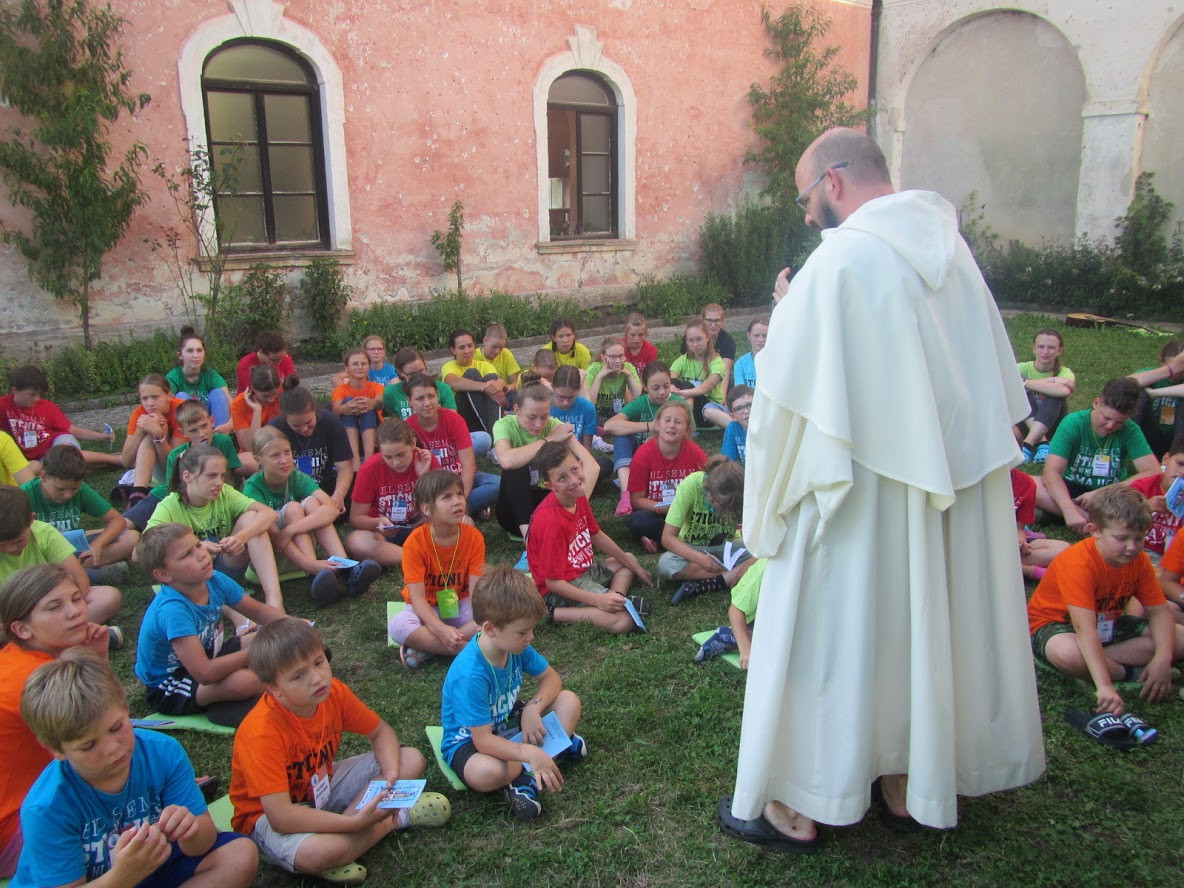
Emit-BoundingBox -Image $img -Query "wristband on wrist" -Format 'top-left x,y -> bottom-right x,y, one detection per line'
151,435 -> 166,444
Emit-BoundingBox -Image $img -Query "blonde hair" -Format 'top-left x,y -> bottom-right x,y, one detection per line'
1088,485 -> 1152,535
251,426 -> 290,463
135,522 -> 196,576
472,567 -> 547,627
21,648 -> 127,751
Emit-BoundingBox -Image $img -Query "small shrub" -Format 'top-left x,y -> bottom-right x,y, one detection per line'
633,275 -> 731,326
430,200 -> 464,292
213,265 -> 290,355
298,257 -> 352,335
699,201 -> 817,307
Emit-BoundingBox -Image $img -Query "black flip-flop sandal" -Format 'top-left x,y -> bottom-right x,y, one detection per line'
1065,709 -> 1137,750
871,777 -> 921,833
716,795 -> 819,855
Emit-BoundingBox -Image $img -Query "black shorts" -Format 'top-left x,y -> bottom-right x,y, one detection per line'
143,637 -> 242,715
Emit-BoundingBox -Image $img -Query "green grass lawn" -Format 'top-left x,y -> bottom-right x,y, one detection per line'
83,314 -> 1184,887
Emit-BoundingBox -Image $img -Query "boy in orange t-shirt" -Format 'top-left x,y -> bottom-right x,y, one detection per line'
387,471 -> 485,668
229,619 -> 448,883
1027,485 -> 1184,715
331,348 -> 385,470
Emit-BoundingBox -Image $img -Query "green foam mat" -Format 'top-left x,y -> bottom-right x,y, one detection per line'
207,794 -> 234,831
245,564 -> 305,585
136,712 -> 236,735
692,630 -> 742,669
387,601 -> 406,648
425,725 -> 467,791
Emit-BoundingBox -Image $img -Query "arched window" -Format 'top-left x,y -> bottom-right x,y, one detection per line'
202,41 -> 328,251
547,72 -> 617,238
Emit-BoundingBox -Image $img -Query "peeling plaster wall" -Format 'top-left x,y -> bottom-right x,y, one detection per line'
874,0 -> 1184,244
0,0 -> 870,356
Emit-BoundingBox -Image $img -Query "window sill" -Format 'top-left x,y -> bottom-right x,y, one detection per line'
196,249 -> 356,272
536,238 -> 636,255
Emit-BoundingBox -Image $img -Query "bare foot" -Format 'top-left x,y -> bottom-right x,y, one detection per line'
881,774 -> 909,818
763,800 -> 817,841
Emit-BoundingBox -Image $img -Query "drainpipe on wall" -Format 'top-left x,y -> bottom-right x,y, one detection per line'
868,0 -> 882,139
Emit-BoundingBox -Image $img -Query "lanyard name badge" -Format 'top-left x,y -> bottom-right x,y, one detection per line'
431,527 -> 461,619
1096,611 -> 1115,644
1092,452 -> 1112,478
22,429 -> 38,450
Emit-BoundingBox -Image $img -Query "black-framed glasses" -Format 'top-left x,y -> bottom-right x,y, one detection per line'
795,161 -> 848,210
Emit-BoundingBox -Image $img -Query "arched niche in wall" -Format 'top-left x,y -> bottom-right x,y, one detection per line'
900,10 -> 1084,244
1141,17 -> 1184,229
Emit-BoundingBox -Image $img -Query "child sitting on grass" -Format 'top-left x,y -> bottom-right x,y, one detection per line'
1126,433 -> 1184,560
526,441 -> 652,633
21,444 -> 139,586
0,564 -> 114,877
621,312 -> 657,376
15,649 -> 258,888
1011,467 -> 1069,583
0,486 -> 121,640
520,349 -> 558,391
231,619 -> 449,884
332,347 -> 386,470
477,322 -> 522,391
119,373 -> 186,503
662,456 -> 753,604
383,347 -> 458,421
146,444 -> 286,611
625,399 -> 706,552
135,523 -> 288,727
388,470 -> 484,669
231,363 -> 282,466
0,364 -> 120,472
1027,485 -> 1184,715
720,385 -> 752,465
695,558 -> 766,668
244,427 -> 377,607
167,328 -> 233,433
440,566 -> 586,821
346,418 -> 438,569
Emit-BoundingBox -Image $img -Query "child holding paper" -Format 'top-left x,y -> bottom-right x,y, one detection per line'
661,456 -> 753,604
526,442 -> 652,633
230,618 -> 449,884
1127,434 -> 1184,559
439,566 -> 586,821
388,471 -> 485,669
695,558 -> 766,668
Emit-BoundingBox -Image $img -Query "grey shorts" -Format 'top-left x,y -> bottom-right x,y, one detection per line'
543,558 -> 615,608
657,544 -> 726,580
249,752 -> 381,871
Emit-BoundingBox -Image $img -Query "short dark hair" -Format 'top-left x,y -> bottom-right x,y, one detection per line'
448,328 -> 474,349
413,469 -> 464,510
553,366 -> 581,391
535,440 -> 575,482
377,417 -> 416,447
403,373 -> 437,398
0,487 -> 33,542
1088,484 -> 1151,535
248,617 -> 326,685
255,331 -> 287,354
278,378 -> 315,415
7,364 -> 48,395
1098,377 -> 1140,416
40,444 -> 87,482
471,567 -> 546,628
702,454 -> 745,517
135,522 -> 196,576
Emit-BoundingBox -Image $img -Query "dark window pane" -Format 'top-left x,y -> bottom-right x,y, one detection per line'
205,44 -> 310,85
264,94 -> 312,143
549,73 -> 611,107
580,196 -> 611,233
581,155 -> 611,194
268,145 -> 315,193
580,113 -> 611,150
207,92 -> 256,142
217,196 -> 267,245
212,144 -> 262,193
273,195 -> 320,242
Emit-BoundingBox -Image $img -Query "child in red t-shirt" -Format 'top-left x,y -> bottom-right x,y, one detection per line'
388,471 -> 484,669
1011,468 -> 1068,582
345,419 -> 438,567
1027,485 -> 1184,715
526,442 -> 652,634
332,348 -> 385,470
1127,435 -> 1184,558
621,313 -> 658,377
625,399 -> 706,552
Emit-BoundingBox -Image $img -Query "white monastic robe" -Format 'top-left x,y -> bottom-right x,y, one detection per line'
732,190 -> 1046,829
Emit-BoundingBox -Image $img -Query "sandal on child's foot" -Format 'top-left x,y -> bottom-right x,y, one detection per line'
402,791 -> 451,828
309,568 -> 339,608
399,646 -> 431,669
318,863 -> 367,884
345,559 -> 381,598
641,536 -> 659,554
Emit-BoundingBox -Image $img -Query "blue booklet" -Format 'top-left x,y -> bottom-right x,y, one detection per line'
1166,476 -> 1184,520
355,779 -> 426,809
505,710 -> 572,760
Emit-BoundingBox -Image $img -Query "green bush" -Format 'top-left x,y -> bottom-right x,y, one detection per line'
632,275 -> 731,326
298,257 -> 353,335
212,265 -> 290,355
699,201 -> 818,307
314,288 -> 594,359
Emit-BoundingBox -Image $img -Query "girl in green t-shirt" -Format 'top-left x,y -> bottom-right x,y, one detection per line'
1016,328 -> 1076,463
670,320 -> 727,430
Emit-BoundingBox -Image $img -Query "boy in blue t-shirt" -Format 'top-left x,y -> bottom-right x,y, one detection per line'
134,522 -> 286,726
549,366 -> 598,450
720,385 -> 752,466
440,566 -> 586,821
21,444 -> 138,585
13,648 -> 258,888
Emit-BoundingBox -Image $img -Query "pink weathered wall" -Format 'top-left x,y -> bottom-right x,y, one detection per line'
0,0 -> 869,354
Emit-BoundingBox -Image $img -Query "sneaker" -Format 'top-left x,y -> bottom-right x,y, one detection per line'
592,435 -> 613,453
671,575 -> 727,604
399,645 -> 432,669
563,733 -> 588,762
309,568 -> 339,607
108,626 -> 125,650
1024,528 -> 1047,541
514,551 -> 530,572
695,626 -> 738,662
503,779 -> 542,821
345,559 -> 381,598
1034,442 -> 1050,463
1020,444 -> 1033,464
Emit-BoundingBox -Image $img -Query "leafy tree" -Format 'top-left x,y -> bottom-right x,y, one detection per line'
0,0 -> 150,347
745,4 -> 868,207
430,200 -> 464,292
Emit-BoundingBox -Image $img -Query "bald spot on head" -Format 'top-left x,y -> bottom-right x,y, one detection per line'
798,127 -> 892,190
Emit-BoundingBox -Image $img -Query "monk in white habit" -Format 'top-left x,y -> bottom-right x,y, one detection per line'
718,128 -> 1045,851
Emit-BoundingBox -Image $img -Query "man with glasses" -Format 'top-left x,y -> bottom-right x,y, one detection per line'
719,128 -> 1045,850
